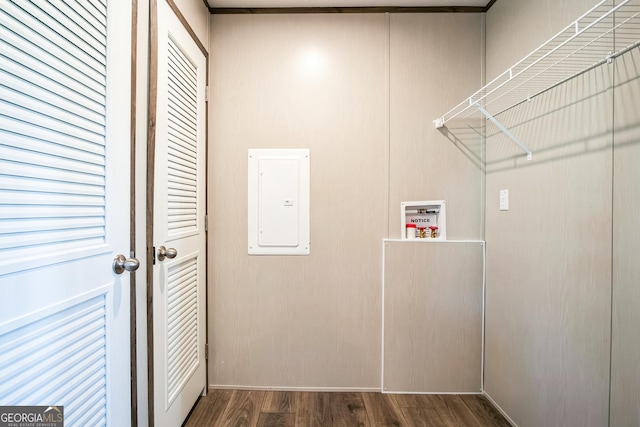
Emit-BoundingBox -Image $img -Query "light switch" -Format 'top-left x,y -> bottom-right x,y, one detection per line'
500,189 -> 509,211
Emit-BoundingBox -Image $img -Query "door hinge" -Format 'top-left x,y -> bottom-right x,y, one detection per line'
205,215 -> 208,232
205,86 -> 209,102
205,343 -> 209,361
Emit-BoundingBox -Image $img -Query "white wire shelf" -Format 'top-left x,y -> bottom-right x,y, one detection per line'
433,0 -> 640,158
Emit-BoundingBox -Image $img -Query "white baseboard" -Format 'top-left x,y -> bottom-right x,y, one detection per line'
382,390 -> 483,395
209,384 -> 381,393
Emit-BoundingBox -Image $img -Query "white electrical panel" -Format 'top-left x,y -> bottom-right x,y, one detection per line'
248,149 -> 310,255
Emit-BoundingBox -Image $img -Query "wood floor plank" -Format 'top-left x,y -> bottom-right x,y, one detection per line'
256,412 -> 295,427
183,390 -> 510,427
459,395 -> 512,427
392,394 -> 439,409
401,407 -> 447,427
330,392 -> 370,427
361,392 -> 405,427
183,389 -> 233,427
430,395 -> 484,427
392,394 -> 426,408
295,392 -> 332,427
262,391 -> 296,413
181,395 -> 208,427
219,390 -> 265,427
393,393 -> 453,427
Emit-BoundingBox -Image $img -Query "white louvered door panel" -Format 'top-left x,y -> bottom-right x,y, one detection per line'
167,36 -> 198,237
166,256 -> 199,404
153,2 -> 207,427
0,1 -> 133,426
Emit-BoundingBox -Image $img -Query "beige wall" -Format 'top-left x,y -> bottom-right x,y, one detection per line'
383,241 -> 484,393
485,0 -> 595,80
173,0 -> 209,50
610,30 -> 640,427
208,13 -> 483,388
389,14 -> 483,240
484,0 -> 640,426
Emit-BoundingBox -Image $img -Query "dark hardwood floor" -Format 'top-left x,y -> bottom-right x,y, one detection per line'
183,389 -> 512,427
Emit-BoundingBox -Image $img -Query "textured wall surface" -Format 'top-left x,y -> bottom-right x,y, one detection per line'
389,13 -> 483,240
383,241 -> 484,393
208,13 -> 483,389
610,35 -> 640,427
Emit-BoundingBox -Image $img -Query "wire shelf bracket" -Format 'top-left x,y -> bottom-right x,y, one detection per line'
474,103 -> 532,160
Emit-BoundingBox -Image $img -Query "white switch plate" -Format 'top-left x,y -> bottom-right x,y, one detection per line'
500,189 -> 509,211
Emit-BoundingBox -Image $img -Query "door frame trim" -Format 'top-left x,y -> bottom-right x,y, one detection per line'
129,1 -> 139,426
146,0 -> 158,424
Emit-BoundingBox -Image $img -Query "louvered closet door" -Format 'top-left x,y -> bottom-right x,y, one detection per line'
0,1 -> 132,426
152,1 -> 207,426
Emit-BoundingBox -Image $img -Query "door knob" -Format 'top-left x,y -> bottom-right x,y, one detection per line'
157,246 -> 177,261
113,254 -> 140,274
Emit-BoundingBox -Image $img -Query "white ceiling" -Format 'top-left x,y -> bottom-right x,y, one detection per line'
207,0 -> 491,8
